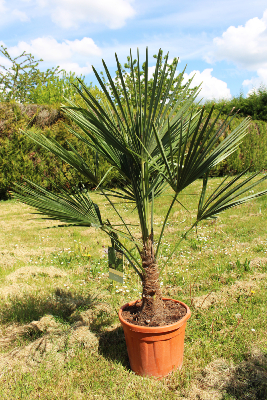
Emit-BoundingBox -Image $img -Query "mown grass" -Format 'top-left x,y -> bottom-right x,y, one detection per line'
0,176 -> 267,399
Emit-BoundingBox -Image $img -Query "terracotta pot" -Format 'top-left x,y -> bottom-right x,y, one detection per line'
118,298 -> 191,378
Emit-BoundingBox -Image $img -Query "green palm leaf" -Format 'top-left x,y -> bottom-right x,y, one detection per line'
14,180 -> 102,227
197,171 -> 267,222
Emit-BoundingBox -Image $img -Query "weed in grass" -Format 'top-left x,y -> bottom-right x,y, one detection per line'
189,238 -> 202,251
253,244 -> 266,253
235,258 -> 251,273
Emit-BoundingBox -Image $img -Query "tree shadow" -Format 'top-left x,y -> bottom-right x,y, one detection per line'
98,326 -> 131,370
223,351 -> 267,400
1,288 -> 131,368
0,288 -> 98,324
198,350 -> 267,400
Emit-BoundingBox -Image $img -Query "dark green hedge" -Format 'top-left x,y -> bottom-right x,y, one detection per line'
0,103 -> 120,200
207,116 -> 267,176
0,103 -> 267,200
203,87 -> 267,122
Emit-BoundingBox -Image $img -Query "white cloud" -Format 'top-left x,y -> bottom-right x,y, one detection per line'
40,0 -> 136,29
12,9 -> 30,22
37,0 -> 48,6
0,0 -> 135,30
148,66 -> 155,79
5,37 -> 101,76
209,9 -> 267,71
9,37 -> 72,62
65,38 -> 101,57
59,62 -> 92,75
242,68 -> 267,92
184,69 -> 231,101
0,55 -> 12,70
8,37 -> 101,63
204,9 -> 267,95
0,2 -> 31,23
0,0 -> 6,14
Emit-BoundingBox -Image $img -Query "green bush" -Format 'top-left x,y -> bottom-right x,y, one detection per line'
28,71 -> 92,106
206,115 -> 267,176
203,86 -> 267,121
0,103 -> 120,200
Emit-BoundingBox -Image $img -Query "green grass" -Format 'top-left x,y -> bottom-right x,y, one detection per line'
0,176 -> 267,399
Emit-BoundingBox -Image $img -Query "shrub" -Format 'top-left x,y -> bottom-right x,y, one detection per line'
0,103 -> 120,200
203,86 -> 267,121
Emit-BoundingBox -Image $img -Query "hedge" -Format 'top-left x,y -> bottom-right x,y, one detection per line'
0,103 -> 267,200
0,103 -> 120,200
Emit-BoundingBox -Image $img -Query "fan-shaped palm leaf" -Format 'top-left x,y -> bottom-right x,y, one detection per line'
14,179 -> 102,227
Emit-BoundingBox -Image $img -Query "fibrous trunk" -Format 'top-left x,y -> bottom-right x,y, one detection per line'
138,236 -> 166,326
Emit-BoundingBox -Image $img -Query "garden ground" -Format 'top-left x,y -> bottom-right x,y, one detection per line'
0,177 -> 266,399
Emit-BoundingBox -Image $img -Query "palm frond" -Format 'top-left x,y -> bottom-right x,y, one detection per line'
13,180 -> 102,227
197,172 -> 267,222
21,130 -> 99,185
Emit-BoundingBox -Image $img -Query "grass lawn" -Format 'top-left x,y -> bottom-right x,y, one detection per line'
0,176 -> 267,399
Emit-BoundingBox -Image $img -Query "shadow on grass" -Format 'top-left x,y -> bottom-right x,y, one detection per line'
223,351 -> 267,400
98,326 -> 131,370
0,288 -> 98,324
198,351 -> 267,400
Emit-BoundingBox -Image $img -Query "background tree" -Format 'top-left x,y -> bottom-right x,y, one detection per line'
0,45 -> 61,103
0,45 -> 91,104
101,49 -> 200,112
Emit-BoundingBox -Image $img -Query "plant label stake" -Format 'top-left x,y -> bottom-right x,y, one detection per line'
108,247 -> 124,284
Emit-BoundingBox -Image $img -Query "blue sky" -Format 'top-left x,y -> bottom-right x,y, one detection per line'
1,0 -> 267,101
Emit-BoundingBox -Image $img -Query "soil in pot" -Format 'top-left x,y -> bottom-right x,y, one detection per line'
121,299 -> 187,327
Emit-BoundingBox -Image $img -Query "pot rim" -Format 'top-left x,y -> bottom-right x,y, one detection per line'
118,297 -> 191,333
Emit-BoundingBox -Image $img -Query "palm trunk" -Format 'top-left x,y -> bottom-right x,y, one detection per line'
138,237 -> 166,326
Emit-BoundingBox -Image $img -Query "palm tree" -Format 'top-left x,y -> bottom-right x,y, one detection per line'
14,48 -> 267,326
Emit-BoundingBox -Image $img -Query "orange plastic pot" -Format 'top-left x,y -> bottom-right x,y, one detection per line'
118,298 -> 191,378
